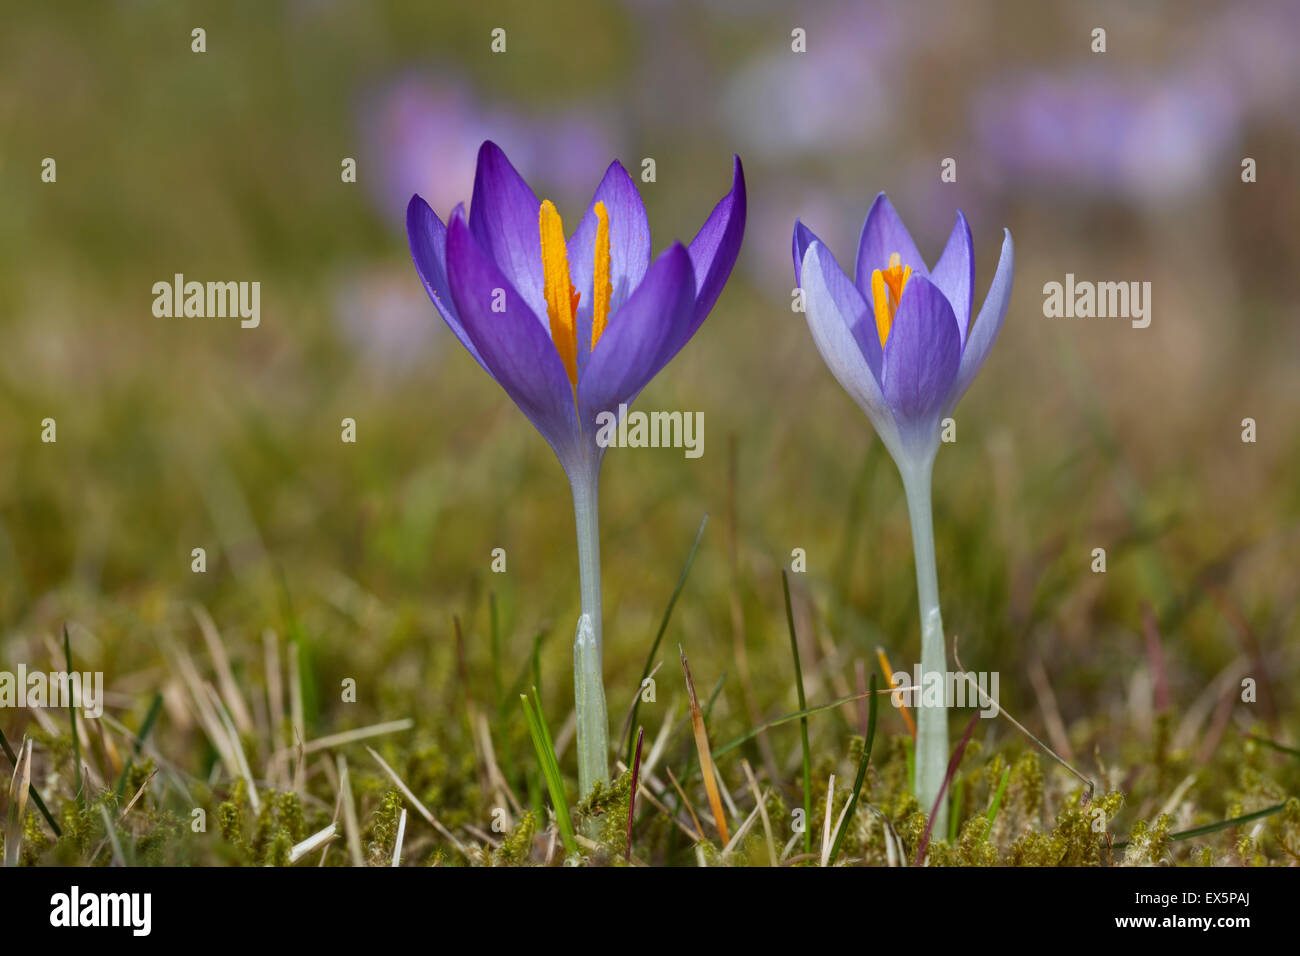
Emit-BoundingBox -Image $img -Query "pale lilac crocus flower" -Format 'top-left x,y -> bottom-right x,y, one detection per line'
793,194 -> 1013,832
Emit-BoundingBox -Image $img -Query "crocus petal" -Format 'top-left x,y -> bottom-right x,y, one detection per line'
855,193 -> 928,291
568,160 -> 652,318
791,219 -> 821,288
567,160 -> 653,379
445,210 -> 580,462
927,211 -> 974,345
679,155 -> 746,338
948,228 -> 1014,408
881,276 -> 961,455
578,243 -> 696,430
796,219 -> 892,372
407,195 -> 489,370
801,241 -> 903,456
467,141 -> 548,323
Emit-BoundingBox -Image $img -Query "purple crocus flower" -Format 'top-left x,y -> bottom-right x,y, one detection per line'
792,194 -> 1012,835
408,141 -> 745,488
793,194 -> 1013,468
407,140 -> 745,801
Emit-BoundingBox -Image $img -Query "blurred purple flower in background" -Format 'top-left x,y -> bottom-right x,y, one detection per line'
359,74 -> 618,226
722,4 -> 904,160
333,268 -> 439,374
1194,0 -> 1300,124
974,67 -> 1242,204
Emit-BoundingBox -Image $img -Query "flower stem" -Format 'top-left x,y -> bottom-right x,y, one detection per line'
900,458 -> 949,837
570,474 -> 609,804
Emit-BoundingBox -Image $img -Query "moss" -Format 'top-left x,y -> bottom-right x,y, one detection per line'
389,739 -> 482,832
1275,797 -> 1300,863
134,809 -> 185,865
897,808 -> 927,860
1121,813 -> 1173,866
364,789 -> 406,864
953,815 -> 1000,866
57,802 -> 92,856
874,736 -> 917,821
1008,752 -> 1044,823
121,760 -> 157,806
576,769 -> 634,861
247,791 -> 308,866
20,810 -> 54,865
216,778 -> 250,857
491,809 -> 538,865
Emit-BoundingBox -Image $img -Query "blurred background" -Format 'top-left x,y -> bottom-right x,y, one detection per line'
1,0 -> 1297,863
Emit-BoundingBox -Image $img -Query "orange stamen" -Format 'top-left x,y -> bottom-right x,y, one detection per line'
870,252 -> 912,347
591,202 -> 612,349
539,199 -> 579,384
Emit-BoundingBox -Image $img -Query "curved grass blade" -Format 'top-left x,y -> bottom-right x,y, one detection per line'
520,689 -> 577,855
980,764 -> 1012,844
4,737 -> 32,867
626,727 -> 645,862
782,571 -> 812,855
114,692 -> 164,798
1111,802 -> 1287,850
63,625 -> 84,810
1244,733 -> 1300,760
914,709 -> 980,865
623,513 -> 708,763
0,728 -> 60,837
829,674 -> 878,865
712,687 -> 893,760
680,645 -> 728,845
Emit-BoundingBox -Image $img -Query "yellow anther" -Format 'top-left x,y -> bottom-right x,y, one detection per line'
539,199 -> 579,385
591,201 -> 612,349
870,251 -> 912,346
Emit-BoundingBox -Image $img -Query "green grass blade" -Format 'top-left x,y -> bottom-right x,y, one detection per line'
277,567 -> 318,727
63,625 -> 84,810
98,804 -> 127,866
1111,802 -> 1288,850
948,777 -> 965,843
114,692 -> 164,798
829,674 -> 878,865
711,688 -> 883,760
1244,733 -> 1300,760
623,513 -> 708,763
520,690 -> 577,855
981,765 -> 1012,843
782,571 -> 813,855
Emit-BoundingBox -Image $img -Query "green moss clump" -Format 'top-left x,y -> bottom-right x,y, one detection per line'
21,811 -> 54,865
491,810 -> 538,866
216,778 -> 250,856
577,769 -> 634,861
1009,752 -> 1044,823
248,791 -> 309,866
134,810 -> 185,866
1121,813 -> 1173,866
364,789 -> 406,864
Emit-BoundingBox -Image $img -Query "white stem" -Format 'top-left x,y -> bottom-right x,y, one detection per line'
901,458 -> 949,837
570,474 -> 609,802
